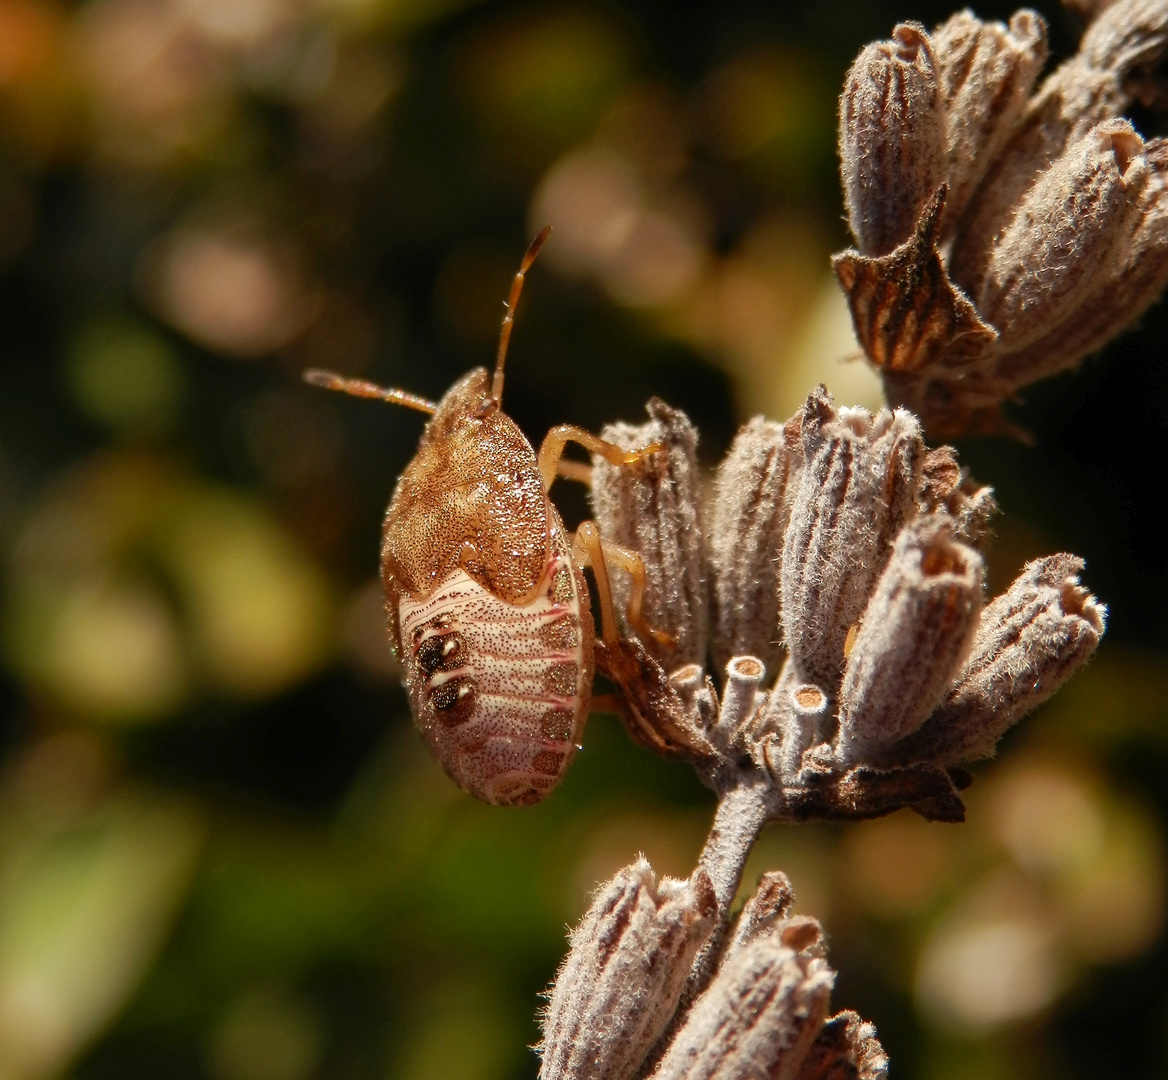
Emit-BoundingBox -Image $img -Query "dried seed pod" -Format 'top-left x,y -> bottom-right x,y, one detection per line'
837,517 -> 984,764
890,554 -> 1106,766
794,1011 -> 889,1080
591,399 -> 708,671
975,119 -> 1153,354
654,937 -> 834,1080
718,656 -> 768,746
780,387 -> 924,688
930,10 -> 1048,230
540,859 -> 717,1080
708,415 -> 801,674
950,0 -> 1168,289
1079,0 -> 1168,74
839,23 -> 948,256
994,135 -> 1168,384
756,677 -> 832,785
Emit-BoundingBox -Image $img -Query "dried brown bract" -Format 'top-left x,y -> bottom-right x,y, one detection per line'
834,0 -> 1168,436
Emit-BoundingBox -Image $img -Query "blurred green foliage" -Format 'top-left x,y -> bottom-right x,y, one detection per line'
1,0 -> 1167,1078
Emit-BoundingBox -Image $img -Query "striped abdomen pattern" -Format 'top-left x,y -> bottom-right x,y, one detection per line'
399,549 -> 593,805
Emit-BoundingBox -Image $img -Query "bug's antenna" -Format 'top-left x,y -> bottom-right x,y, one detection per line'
303,369 -> 437,415
493,224 -> 552,405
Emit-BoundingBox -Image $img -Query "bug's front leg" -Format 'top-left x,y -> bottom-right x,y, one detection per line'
537,425 -> 662,491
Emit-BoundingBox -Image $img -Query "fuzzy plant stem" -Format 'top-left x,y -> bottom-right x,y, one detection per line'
687,772 -> 772,999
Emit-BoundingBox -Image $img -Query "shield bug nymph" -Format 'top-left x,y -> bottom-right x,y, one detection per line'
306,228 -> 659,806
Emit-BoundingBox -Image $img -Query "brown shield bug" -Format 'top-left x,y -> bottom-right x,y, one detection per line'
305,228 -> 659,805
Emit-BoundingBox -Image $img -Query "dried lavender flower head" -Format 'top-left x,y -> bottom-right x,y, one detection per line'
539,858 -> 716,1080
834,0 -> 1168,437
591,386 -> 1104,824
541,862 -> 888,1080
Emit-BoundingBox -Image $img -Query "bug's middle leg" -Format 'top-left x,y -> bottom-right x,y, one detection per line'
572,521 -> 671,647
538,425 -> 661,491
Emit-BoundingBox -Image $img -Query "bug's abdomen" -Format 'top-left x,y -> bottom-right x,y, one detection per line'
398,548 -> 593,806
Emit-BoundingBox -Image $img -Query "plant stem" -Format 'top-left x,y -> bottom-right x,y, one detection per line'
686,771 -> 771,999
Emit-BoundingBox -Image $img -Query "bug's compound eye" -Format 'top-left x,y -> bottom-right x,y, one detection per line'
430,675 -> 477,725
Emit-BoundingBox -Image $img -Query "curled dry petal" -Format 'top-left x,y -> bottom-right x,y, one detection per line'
539,858 -> 717,1080
837,517 -> 984,763
708,415 -> 801,674
793,1011 -> 889,1080
839,23 -> 948,256
592,399 -> 708,672
780,387 -> 924,688
654,938 -> 834,1080
889,554 -> 1106,766
931,9 -> 1048,230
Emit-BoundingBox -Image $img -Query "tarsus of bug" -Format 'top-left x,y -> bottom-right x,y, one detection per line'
493,224 -> 552,406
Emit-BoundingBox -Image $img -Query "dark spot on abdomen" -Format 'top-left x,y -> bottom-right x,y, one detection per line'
431,676 -> 477,725
416,631 -> 464,674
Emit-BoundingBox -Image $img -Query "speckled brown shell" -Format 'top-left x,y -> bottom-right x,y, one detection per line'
382,369 -> 552,620
381,367 -> 595,805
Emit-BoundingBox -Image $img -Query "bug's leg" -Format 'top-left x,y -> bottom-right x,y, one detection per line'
573,522 -> 670,647
573,521 -> 621,646
555,458 -> 594,487
538,425 -> 662,491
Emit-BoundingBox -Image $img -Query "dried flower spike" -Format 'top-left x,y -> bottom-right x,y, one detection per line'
584,386 -> 1101,829
835,0 -> 1168,437
539,858 -> 717,1080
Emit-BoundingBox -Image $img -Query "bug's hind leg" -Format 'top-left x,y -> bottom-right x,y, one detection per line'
538,425 -> 661,491
572,521 -> 672,648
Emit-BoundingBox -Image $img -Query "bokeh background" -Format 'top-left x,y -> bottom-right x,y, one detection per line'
1,0 -> 1167,1077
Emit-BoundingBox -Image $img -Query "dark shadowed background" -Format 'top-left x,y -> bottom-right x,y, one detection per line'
1,0 -> 1166,1077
